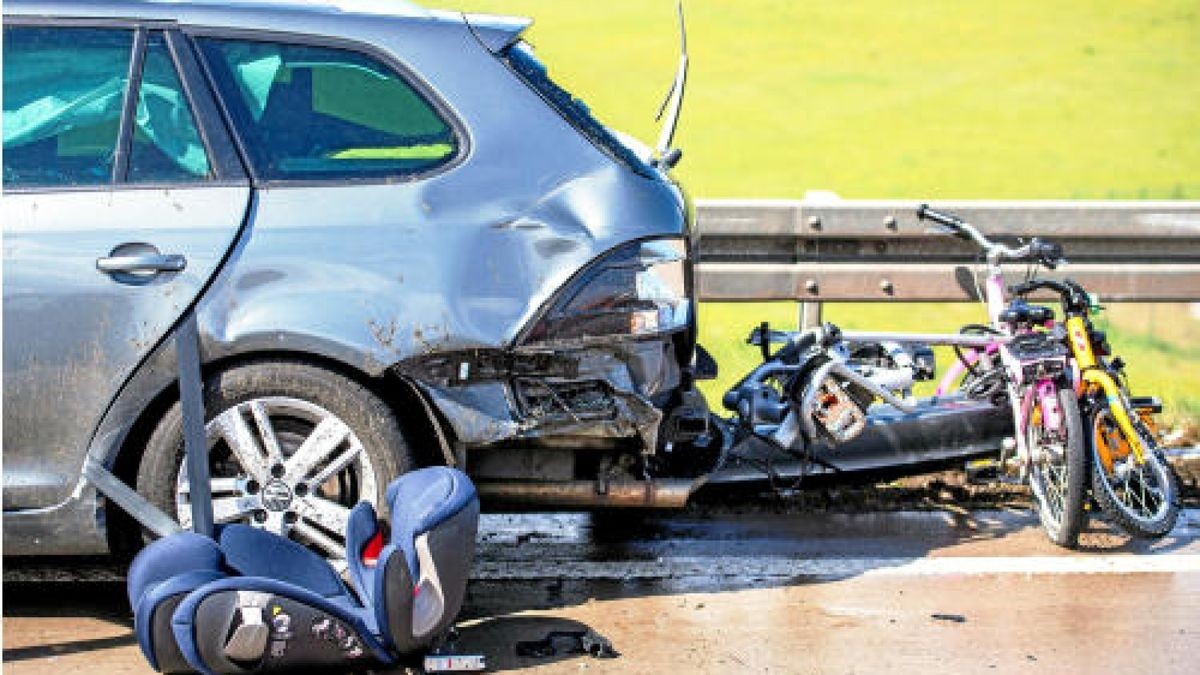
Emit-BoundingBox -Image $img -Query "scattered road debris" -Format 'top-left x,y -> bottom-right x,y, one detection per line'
930,613 -> 967,623
516,630 -> 618,659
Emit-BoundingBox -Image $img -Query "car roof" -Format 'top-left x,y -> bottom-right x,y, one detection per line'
5,0 -> 432,19
5,0 -> 535,54
3,0 -> 462,35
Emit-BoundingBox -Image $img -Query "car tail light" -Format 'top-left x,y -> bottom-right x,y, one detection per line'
522,238 -> 690,344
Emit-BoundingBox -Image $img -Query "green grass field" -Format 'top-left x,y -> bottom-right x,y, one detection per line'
451,1 -> 1199,425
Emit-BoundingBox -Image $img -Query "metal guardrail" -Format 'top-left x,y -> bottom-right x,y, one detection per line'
695,200 -> 1200,302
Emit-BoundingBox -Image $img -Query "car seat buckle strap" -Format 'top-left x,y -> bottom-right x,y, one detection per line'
223,591 -> 272,661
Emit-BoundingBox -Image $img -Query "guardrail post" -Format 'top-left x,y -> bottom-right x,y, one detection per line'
799,301 -> 823,330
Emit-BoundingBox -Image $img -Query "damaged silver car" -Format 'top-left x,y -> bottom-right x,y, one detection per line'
3,0 -> 711,559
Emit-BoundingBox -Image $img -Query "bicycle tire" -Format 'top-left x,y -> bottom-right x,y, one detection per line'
1026,388 -> 1087,548
1088,403 -> 1180,539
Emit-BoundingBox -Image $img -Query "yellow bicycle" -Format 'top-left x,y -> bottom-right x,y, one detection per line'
1010,278 -> 1180,538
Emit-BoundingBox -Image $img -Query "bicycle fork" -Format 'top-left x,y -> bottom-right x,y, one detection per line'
1065,316 -> 1147,466
1010,378 -> 1065,470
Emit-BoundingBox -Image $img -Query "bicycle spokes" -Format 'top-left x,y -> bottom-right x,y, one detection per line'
1108,455 -> 1166,518
1025,389 -> 1085,548
1089,406 -> 1178,537
1038,448 -> 1069,522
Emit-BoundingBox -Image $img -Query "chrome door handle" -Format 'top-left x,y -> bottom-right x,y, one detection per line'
96,253 -> 187,274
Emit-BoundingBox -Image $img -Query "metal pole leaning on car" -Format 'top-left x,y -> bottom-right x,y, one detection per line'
176,311 -> 214,537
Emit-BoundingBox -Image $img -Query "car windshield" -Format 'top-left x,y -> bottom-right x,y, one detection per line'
500,41 -> 652,178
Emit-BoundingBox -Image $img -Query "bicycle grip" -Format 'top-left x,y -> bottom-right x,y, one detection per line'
916,204 -> 972,241
916,203 -> 966,228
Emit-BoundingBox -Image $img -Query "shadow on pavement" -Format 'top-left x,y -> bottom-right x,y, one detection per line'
2,581 -> 135,667
4,634 -> 138,664
3,579 -> 131,624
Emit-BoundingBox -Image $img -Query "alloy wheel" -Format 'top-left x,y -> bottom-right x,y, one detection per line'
175,396 -> 378,564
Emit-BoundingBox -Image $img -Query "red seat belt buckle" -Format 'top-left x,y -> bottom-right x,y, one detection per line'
361,531 -> 385,567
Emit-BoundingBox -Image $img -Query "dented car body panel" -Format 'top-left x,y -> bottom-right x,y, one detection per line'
397,341 -> 675,450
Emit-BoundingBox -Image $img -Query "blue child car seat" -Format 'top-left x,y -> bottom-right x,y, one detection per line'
127,466 -> 479,673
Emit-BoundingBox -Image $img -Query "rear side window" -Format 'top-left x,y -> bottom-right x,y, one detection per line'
197,38 -> 458,182
3,27 -> 132,187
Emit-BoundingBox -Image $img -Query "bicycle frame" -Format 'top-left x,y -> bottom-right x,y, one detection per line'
934,342 -> 998,397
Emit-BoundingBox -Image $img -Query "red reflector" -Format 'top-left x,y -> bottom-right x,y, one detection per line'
361,531 -> 384,567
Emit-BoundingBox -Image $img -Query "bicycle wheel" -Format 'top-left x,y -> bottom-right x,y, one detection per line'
1088,403 -> 1180,538
1026,388 -> 1086,548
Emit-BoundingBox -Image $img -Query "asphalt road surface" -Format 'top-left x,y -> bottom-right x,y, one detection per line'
5,505 -> 1199,674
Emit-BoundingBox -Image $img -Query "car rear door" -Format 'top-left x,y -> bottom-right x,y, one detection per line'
2,23 -> 250,509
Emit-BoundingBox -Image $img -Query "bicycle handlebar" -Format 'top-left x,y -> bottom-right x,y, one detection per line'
916,204 -> 1067,268
1009,277 -> 1089,313
1010,278 -> 1068,297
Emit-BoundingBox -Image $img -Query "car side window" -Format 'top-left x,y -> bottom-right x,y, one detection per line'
197,37 -> 457,182
129,32 -> 212,182
2,26 -> 133,187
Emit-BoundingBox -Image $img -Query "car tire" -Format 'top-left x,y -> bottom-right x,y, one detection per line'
137,359 -> 412,561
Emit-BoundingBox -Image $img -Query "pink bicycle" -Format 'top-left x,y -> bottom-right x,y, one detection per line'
914,205 -> 1087,547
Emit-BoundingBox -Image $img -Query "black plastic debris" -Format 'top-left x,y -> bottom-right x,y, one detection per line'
515,630 -> 618,659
